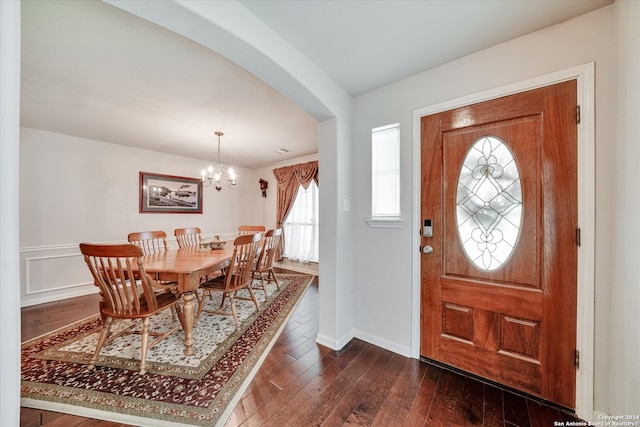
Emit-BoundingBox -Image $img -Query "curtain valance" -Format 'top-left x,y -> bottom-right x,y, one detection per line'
272,160 -> 318,189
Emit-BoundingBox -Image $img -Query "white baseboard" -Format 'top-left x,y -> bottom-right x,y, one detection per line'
21,286 -> 98,308
316,328 -> 412,359
316,330 -> 354,351
353,329 -> 412,358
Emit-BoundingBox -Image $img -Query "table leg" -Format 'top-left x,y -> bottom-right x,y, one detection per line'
181,291 -> 195,356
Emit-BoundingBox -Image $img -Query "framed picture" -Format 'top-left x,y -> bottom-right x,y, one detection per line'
139,172 -> 203,214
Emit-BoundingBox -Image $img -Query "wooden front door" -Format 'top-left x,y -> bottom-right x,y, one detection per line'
420,80 -> 578,408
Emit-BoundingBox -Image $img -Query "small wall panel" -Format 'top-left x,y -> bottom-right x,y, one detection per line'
21,244 -> 96,307
442,302 -> 473,343
25,253 -> 91,294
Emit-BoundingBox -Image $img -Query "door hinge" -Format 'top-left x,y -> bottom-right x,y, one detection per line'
575,349 -> 580,369
576,228 -> 581,247
576,105 -> 581,124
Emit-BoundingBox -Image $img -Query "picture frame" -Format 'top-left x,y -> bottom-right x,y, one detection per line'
139,172 -> 203,214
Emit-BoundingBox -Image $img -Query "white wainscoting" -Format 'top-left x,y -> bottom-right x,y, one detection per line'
21,244 -> 96,307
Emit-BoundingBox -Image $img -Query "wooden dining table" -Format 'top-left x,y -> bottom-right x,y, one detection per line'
141,245 -> 235,356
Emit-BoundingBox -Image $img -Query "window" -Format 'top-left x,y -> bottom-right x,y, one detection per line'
372,123 -> 400,218
283,180 -> 319,263
456,136 -> 522,271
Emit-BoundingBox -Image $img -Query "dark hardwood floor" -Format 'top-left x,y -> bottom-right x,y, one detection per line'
21,271 -> 583,426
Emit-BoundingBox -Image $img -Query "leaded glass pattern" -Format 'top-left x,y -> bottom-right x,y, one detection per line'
456,136 -> 522,271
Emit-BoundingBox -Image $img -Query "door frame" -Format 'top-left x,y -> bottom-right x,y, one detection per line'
410,63 -> 595,421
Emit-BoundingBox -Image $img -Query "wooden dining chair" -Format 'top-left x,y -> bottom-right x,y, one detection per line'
238,225 -> 265,235
196,232 -> 263,328
79,243 -> 183,375
174,227 -> 202,248
127,230 -> 170,254
128,230 -> 177,286
175,226 -> 223,292
251,228 -> 282,299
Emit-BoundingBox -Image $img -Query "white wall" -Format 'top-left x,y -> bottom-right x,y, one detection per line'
19,127 -> 259,306
352,5 -> 620,415
612,0 -> 640,416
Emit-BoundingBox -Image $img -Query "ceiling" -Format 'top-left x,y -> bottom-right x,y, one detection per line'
20,0 -> 612,169
239,0 -> 612,97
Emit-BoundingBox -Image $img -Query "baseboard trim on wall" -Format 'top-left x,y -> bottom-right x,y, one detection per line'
353,329 -> 412,358
21,286 -> 98,308
316,330 -> 354,351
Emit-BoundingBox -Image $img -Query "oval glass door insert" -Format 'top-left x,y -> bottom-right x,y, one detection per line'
456,135 -> 522,271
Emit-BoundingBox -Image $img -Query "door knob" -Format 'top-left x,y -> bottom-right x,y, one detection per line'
423,245 -> 433,254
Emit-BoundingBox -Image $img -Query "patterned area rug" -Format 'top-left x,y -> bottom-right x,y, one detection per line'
21,274 -> 314,426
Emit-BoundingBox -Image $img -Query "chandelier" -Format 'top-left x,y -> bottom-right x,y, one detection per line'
200,131 -> 237,191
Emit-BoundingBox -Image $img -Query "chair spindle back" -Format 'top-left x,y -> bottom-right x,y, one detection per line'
128,230 -> 169,255
255,228 -> 282,272
238,225 -> 266,236
225,232 -> 263,291
174,227 -> 202,248
80,243 -> 159,316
